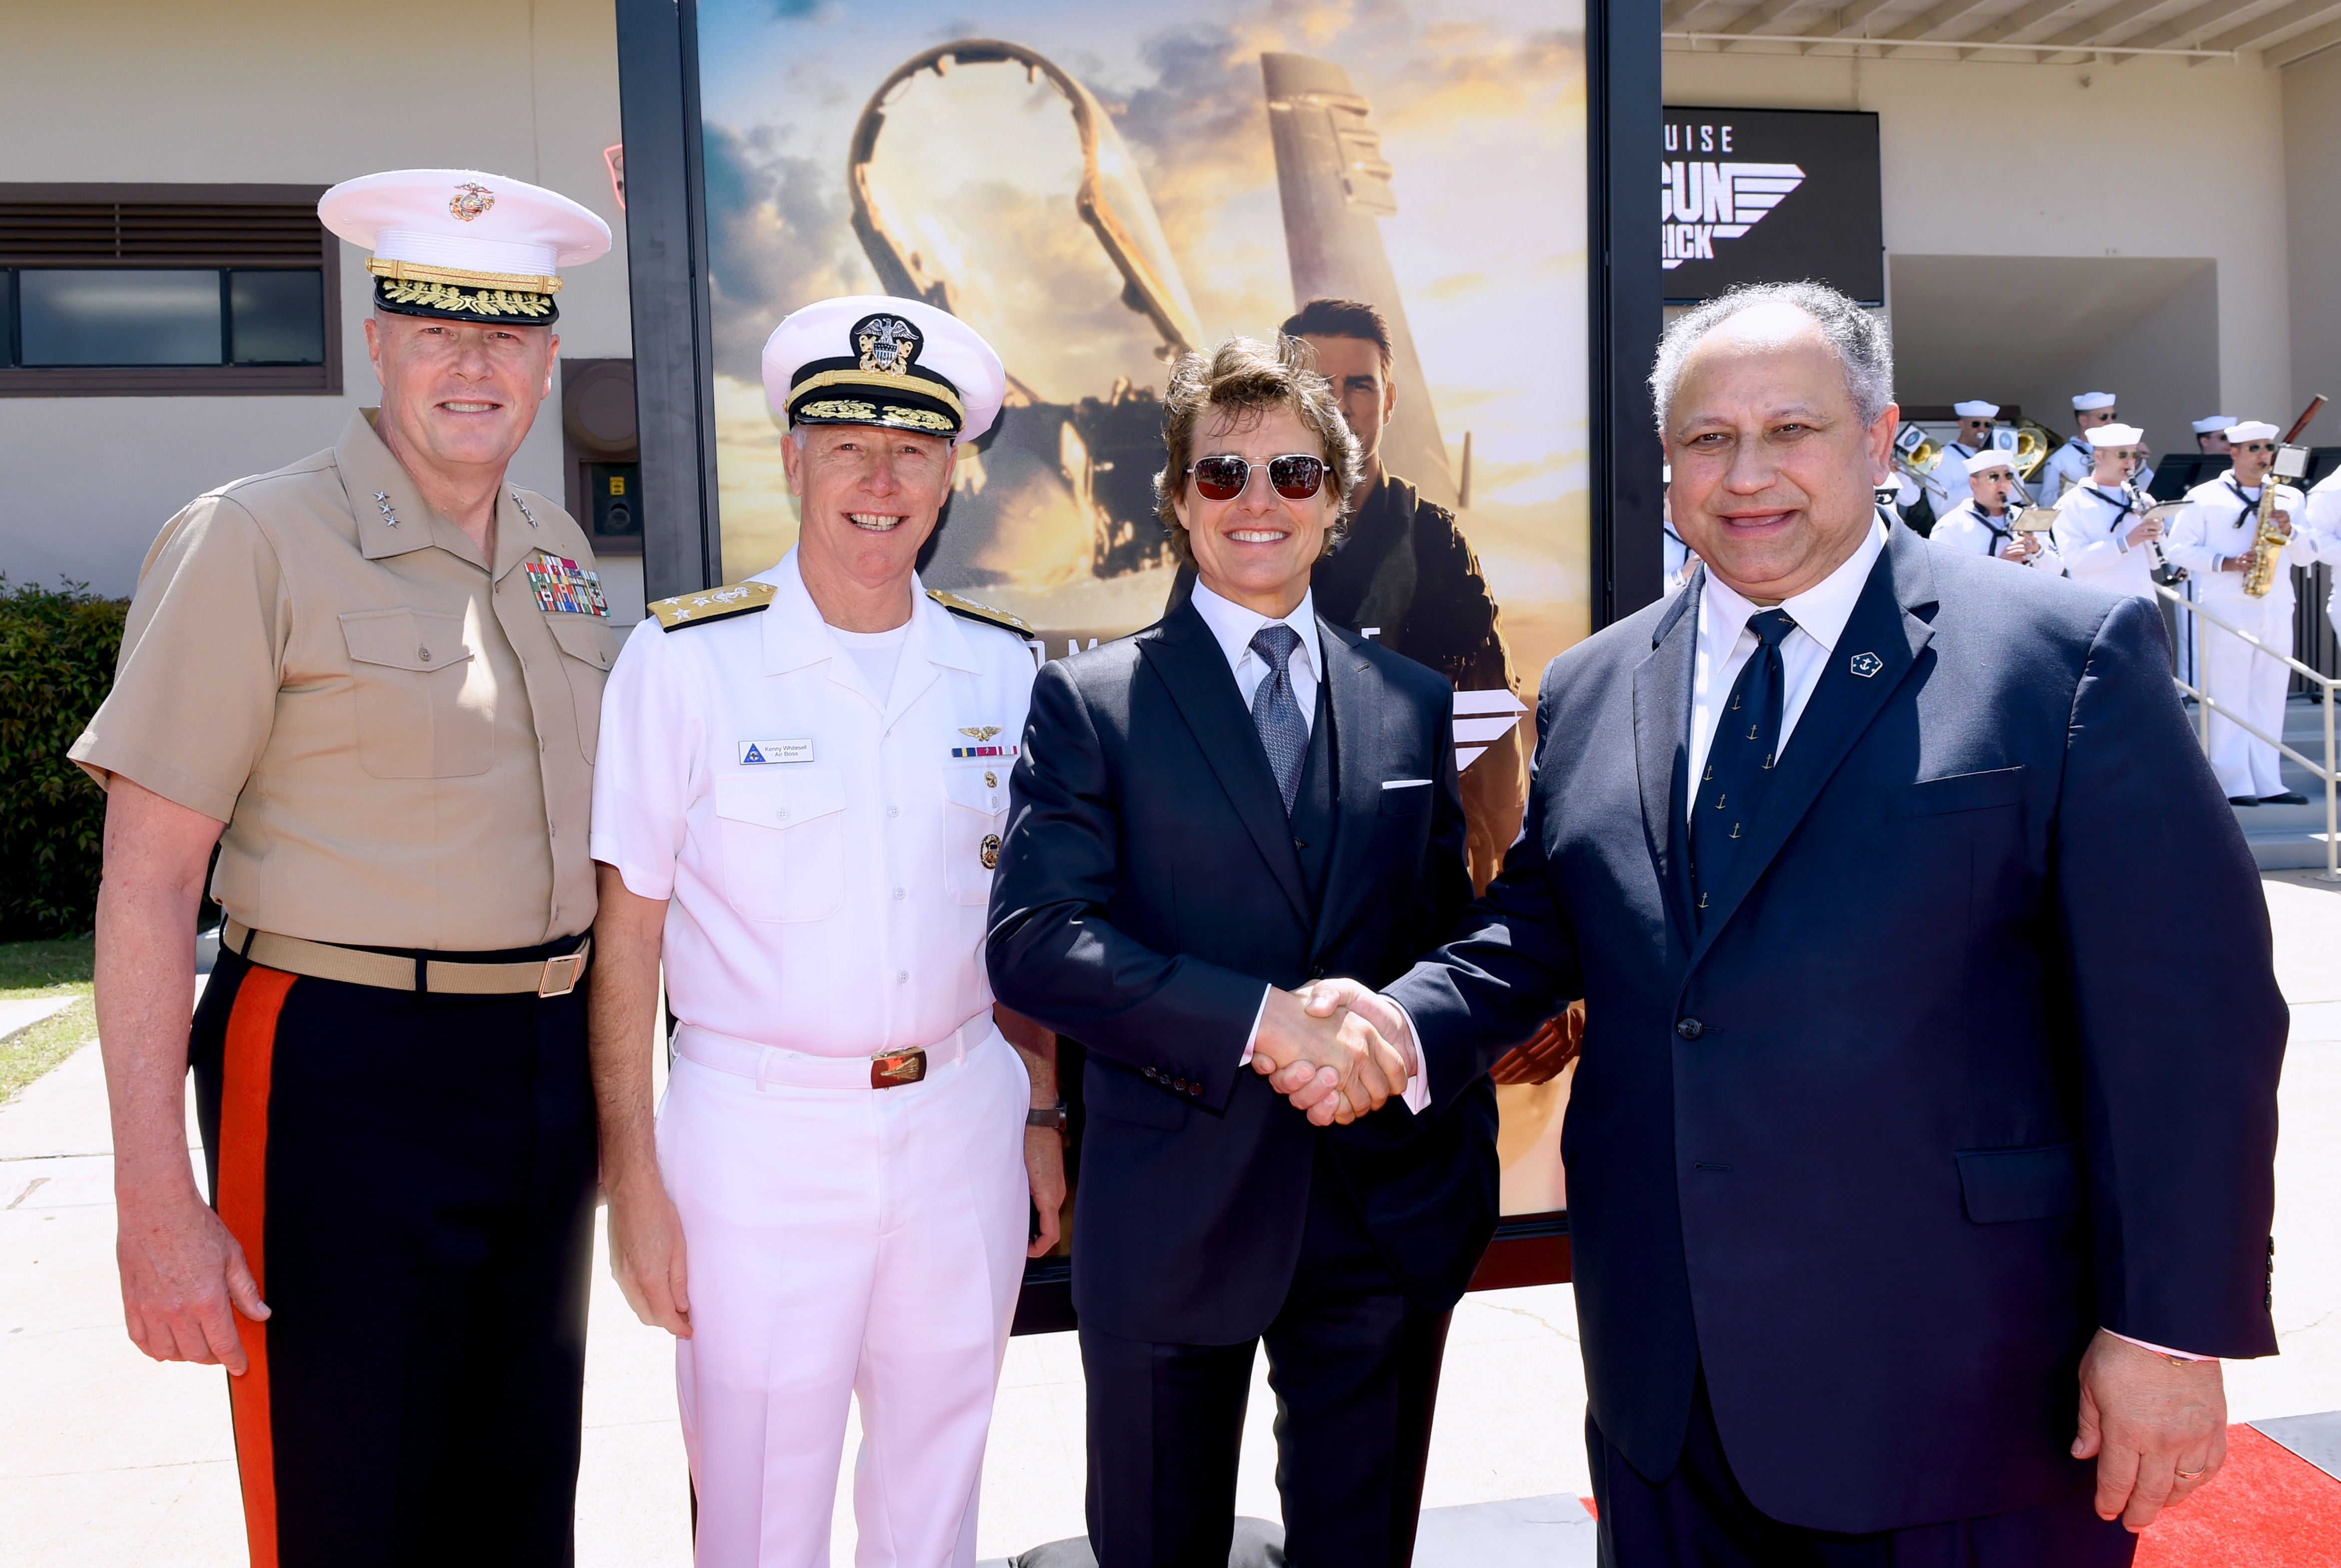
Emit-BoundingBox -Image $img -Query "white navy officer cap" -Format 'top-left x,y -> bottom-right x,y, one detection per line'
1952,400 -> 2000,418
1964,448 -> 2016,477
2193,414 -> 2239,434
2072,391 -> 2118,412
319,169 -> 610,326
763,296 -> 1006,443
2225,420 -> 2282,443
2084,422 -> 2146,448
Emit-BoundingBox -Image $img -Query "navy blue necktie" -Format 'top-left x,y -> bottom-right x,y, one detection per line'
1249,624 -> 1307,815
1690,609 -> 1797,926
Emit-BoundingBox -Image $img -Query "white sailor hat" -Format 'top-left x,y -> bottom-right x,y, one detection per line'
2225,420 -> 2282,443
2072,391 -> 2118,412
762,295 -> 1006,443
1952,400 -> 2000,419
2084,422 -> 2146,448
1964,448 -> 2016,477
319,169 -> 609,326
2192,414 -> 2239,435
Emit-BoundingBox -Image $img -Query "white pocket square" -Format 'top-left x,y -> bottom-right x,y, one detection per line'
1381,778 -> 1432,790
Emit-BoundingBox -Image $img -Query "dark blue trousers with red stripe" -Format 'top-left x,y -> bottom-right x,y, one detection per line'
191,943 -> 597,1568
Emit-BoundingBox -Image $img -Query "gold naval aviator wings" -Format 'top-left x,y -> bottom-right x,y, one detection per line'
650,581 -> 779,631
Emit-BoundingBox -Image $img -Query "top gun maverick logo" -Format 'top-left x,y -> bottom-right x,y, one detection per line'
1660,118 -> 1804,270
1661,155 -> 1803,269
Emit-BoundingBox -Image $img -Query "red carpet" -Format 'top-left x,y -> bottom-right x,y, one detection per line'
2133,1424 -> 2341,1568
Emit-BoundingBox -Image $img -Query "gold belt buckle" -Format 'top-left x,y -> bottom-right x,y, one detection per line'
538,951 -> 586,998
870,1047 -> 928,1089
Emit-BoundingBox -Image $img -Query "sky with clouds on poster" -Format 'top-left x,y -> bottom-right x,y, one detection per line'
695,0 -> 1588,514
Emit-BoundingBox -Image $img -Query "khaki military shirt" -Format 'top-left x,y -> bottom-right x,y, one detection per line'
71,408 -> 614,949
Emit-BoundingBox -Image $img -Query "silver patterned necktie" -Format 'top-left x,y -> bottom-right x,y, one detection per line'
1248,624 -> 1307,815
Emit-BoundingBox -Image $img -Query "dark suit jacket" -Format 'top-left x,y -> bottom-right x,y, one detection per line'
1388,524 -> 2285,1532
986,600 -> 1494,1344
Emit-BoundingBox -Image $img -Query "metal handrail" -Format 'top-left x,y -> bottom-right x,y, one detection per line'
2157,583 -> 2341,881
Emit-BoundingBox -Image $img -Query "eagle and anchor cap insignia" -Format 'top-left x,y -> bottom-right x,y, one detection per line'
761,295 -> 1008,445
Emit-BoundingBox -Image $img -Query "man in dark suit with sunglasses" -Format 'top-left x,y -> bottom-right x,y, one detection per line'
988,335 -> 1495,1567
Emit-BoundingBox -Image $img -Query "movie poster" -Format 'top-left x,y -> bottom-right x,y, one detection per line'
694,0 -> 1588,1221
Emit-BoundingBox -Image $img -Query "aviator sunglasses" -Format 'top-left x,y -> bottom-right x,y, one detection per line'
1187,453 -> 1327,502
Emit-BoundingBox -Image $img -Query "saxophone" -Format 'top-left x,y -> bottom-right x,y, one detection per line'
2243,472 -> 2294,599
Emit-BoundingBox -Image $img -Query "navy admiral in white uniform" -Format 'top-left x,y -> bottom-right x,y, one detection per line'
2052,423 -> 2164,607
2040,392 -> 2153,504
588,298 -> 1057,1568
1932,449 -> 2061,572
1932,399 -> 2000,512
2165,420 -> 2311,806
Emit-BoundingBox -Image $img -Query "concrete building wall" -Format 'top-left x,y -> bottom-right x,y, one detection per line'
1663,46 -> 2297,442
0,0 -> 631,599
2282,43 -> 2341,426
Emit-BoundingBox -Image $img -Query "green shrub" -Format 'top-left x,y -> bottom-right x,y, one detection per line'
0,579 -> 126,939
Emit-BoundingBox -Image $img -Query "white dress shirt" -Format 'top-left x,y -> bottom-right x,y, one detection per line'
1686,519 -> 1888,819
1189,578 -> 1322,731
1195,580 -> 1433,1113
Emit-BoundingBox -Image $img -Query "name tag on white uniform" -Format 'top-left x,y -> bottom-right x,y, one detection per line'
738,738 -> 815,765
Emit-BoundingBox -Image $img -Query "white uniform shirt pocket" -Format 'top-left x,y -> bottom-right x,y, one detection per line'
941,762 -> 1010,906
713,768 -> 848,923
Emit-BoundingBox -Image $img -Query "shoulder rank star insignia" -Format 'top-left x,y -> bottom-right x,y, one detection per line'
959,726 -> 1002,742
651,580 -> 780,632
1849,651 -> 1885,679
927,589 -> 1035,636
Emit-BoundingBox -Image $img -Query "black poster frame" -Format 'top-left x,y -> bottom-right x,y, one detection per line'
611,0 -> 1665,1326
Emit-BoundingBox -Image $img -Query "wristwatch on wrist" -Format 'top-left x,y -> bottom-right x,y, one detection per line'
1027,1101 -> 1069,1133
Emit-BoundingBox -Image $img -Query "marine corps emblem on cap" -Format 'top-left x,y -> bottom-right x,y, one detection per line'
318,168 -> 610,327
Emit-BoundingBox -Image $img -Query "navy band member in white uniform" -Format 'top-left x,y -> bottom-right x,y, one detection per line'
2040,392 -> 2151,504
589,298 -> 1056,1568
2165,420 -> 2311,806
2305,461 -> 2341,649
1932,399 -> 2000,512
73,169 -> 614,1567
2193,414 -> 2238,455
1932,449 -> 2061,573
2052,423 -> 2165,607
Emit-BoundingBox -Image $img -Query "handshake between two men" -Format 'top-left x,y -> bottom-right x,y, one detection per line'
1251,978 -> 1415,1126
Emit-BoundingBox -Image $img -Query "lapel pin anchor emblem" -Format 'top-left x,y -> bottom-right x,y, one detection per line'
1849,651 -> 1885,679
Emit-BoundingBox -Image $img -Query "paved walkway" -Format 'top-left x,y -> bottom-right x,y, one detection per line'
5,873 -> 2338,1564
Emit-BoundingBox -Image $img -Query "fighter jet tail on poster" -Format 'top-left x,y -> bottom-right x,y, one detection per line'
1262,52 -> 1457,509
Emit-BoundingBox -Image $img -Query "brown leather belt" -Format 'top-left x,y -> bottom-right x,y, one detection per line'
222,919 -> 591,997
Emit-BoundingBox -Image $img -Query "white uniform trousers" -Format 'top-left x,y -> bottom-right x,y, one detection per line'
2197,590 -> 2295,799
658,1025 -> 1030,1568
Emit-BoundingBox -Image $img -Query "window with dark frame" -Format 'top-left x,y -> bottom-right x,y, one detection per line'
0,185 -> 341,396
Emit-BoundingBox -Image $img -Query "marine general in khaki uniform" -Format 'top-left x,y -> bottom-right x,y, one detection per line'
72,168 -> 614,1568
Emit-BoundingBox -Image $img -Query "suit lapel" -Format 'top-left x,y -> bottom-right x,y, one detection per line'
1686,527 -> 1938,969
1634,579 -> 1701,947
1309,621 -> 1386,961
1137,603 -> 1313,925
